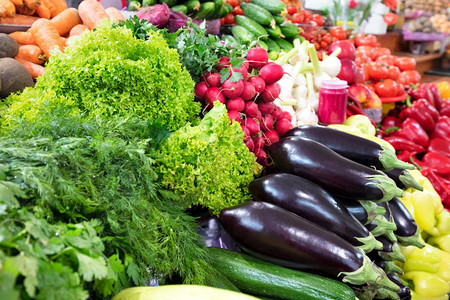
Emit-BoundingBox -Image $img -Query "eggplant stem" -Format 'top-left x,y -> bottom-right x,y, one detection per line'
370,216 -> 398,237
379,143 -> 415,171
380,260 -> 404,275
398,171 -> 423,191
367,174 -> 404,202
378,242 -> 405,263
359,201 -> 386,224
355,233 -> 383,252
384,229 -> 398,243
375,288 -> 401,300
396,227 -> 425,248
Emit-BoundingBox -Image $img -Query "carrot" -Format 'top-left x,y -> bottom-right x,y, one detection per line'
16,4 -> 35,15
0,5 -> 6,17
15,57 -> 45,78
0,0 -> 15,17
40,0 -> 56,17
16,44 -> 46,64
105,7 -> 124,23
69,24 -> 88,37
78,0 -> 108,30
47,0 -> 66,17
9,0 -> 22,6
35,3 -> 51,19
49,8 -> 82,36
0,14 -> 38,24
30,18 -> 65,57
9,31 -> 37,45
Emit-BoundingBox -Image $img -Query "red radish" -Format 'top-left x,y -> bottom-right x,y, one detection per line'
255,149 -> 268,166
244,101 -> 259,118
248,76 -> 266,93
226,97 -> 245,112
222,79 -> 244,99
217,56 -> 231,70
205,87 -> 225,106
204,72 -> 221,87
258,102 -> 275,115
228,110 -> 241,123
195,81 -> 209,101
245,139 -> 255,152
245,118 -> 260,136
241,125 -> 251,140
260,83 -> 281,102
264,129 -> 279,144
260,114 -> 274,131
255,110 -> 263,123
275,118 -> 293,136
253,136 -> 266,150
281,111 -> 292,122
246,47 -> 269,69
241,82 -> 257,101
272,106 -> 283,120
259,63 -> 284,84
238,65 -> 248,81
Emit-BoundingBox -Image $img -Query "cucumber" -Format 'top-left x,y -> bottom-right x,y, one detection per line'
171,4 -> 188,14
279,22 -> 300,38
273,14 -> 285,25
249,0 -> 286,15
265,24 -> 282,38
207,247 -> 356,300
230,25 -> 255,44
193,2 -> 215,19
223,3 -> 233,14
257,40 -> 268,51
222,34 -> 240,46
184,0 -> 201,13
274,37 -> 294,50
235,15 -> 268,40
265,38 -> 281,53
158,0 -> 177,7
268,50 -> 279,61
210,0 -> 224,19
128,0 -> 141,11
142,0 -> 156,6
240,2 -> 274,26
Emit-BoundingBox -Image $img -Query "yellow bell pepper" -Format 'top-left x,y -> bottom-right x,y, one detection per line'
436,81 -> 450,99
410,190 -> 436,232
436,211 -> 450,236
428,234 -> 450,254
411,290 -> 450,300
433,245 -> 450,282
343,115 -> 377,136
408,170 -> 444,215
403,271 -> 449,298
399,192 -> 415,218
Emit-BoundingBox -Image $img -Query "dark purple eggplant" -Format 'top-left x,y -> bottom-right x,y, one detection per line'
338,200 -> 386,225
383,168 -> 423,191
249,173 -> 382,252
267,137 -> 404,202
284,125 -> 413,171
219,201 -> 399,291
378,273 -> 411,300
367,236 -> 405,263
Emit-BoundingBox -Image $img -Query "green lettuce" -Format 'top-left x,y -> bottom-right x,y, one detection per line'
158,102 -> 256,216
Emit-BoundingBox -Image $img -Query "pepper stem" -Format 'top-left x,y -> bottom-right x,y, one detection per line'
399,171 -> 423,191
379,143 -> 415,171
370,216 -> 398,236
359,201 -> 386,224
378,242 -> 405,263
367,174 -> 404,202
396,227 -> 425,248
355,233 -> 383,252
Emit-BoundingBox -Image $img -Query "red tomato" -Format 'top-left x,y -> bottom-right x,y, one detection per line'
292,12 -> 305,24
365,81 -> 376,92
375,79 -> 398,97
356,45 -> 373,58
383,12 -> 398,26
355,54 -> 370,67
387,65 -> 401,80
330,26 -> 346,40
370,47 -> 391,61
395,57 -> 416,71
398,70 -> 421,87
376,54 -> 397,66
312,14 -> 324,26
233,5 -> 244,15
348,0 -> 359,8
227,0 -> 238,7
355,33 -> 379,47
320,41 -> 328,49
287,5 -> 297,15
396,80 -> 405,96
367,62 -> 390,82
220,17 -> 225,25
224,13 -> 235,25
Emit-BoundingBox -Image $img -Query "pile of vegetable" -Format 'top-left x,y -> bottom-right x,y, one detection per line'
0,0 -> 67,23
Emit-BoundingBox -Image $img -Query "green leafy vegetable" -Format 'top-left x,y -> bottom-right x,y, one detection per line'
157,102 -> 256,216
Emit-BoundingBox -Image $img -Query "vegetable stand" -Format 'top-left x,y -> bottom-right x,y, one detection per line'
0,0 -> 449,299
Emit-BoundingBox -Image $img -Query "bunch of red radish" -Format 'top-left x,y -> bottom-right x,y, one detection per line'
194,47 -> 292,166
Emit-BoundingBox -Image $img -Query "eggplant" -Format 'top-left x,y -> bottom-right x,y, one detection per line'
378,273 -> 411,300
338,200 -> 386,225
249,173 -> 382,252
383,168 -> 423,191
267,137 -> 404,202
378,198 -> 424,248
284,125 -> 413,171
367,236 -> 405,263
374,260 -> 404,275
219,201 -> 399,292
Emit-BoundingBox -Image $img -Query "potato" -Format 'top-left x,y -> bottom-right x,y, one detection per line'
0,57 -> 34,98
0,33 -> 19,58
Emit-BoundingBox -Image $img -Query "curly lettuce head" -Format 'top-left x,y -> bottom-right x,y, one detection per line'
158,102 -> 256,216
2,21 -> 200,131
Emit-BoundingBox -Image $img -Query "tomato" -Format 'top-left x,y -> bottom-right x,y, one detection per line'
330,26 -> 346,40
367,62 -> 390,82
233,5 -> 244,15
287,5 -> 297,15
383,12 -> 398,26
376,54 -> 397,66
312,14 -> 324,26
227,0 -> 238,7
356,45 -> 373,58
224,13 -> 235,25
292,12 -> 305,24
320,41 -> 328,49
365,81 -> 376,93
396,81 -> 405,96
355,33 -> 379,47
370,47 -> 391,60
348,0 -> 359,8
395,57 -> 416,71
375,79 -> 398,98
398,70 -> 421,87
387,65 -> 401,80
355,54 -> 370,67
384,0 -> 398,11
220,17 -> 225,25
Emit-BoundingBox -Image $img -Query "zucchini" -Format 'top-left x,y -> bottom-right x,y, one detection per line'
184,0 -> 201,13
273,14 -> 285,25
265,24 -> 282,38
265,38 -> 281,53
279,22 -> 300,38
230,25 -> 255,45
235,15 -> 268,40
207,247 -> 355,300
240,2 -> 274,26
249,0 -> 286,15
171,4 -> 188,14
158,0 -> 177,7
274,37 -> 294,50
193,2 -> 215,19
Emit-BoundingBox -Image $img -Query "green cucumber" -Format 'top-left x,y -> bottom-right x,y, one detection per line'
274,37 -> 294,50
257,40 -> 268,51
240,2 -> 274,26
222,34 -> 240,46
273,14 -> 285,25
279,22 -> 300,38
268,50 -> 279,60
171,4 -> 188,14
184,0 -> 201,13
223,3 -> 233,14
142,0 -> 156,6
210,0 -> 224,19
249,0 -> 286,15
235,15 -> 268,40
207,247 -> 356,300
230,25 -> 255,45
265,24 -> 282,38
158,0 -> 177,7
128,0 -> 141,11
193,2 -> 215,19
265,38 -> 281,53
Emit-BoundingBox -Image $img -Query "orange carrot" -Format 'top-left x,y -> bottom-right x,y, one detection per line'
30,18 -> 65,57
0,0 -> 15,17
105,7 -> 124,23
23,0 -> 40,10
9,31 -> 37,45
15,57 -> 45,78
0,5 -> 7,17
9,0 -> 22,6
16,4 -> 35,15
35,3 -> 51,19
0,14 -> 38,24
16,44 -> 46,64
69,23 -> 88,37
47,0 -> 66,17
49,8 -> 82,36
40,0 -> 56,17
78,0 -> 108,30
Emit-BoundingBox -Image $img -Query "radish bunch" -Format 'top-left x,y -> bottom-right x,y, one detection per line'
194,47 -> 293,166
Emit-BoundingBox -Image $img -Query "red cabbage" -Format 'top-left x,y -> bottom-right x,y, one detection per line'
136,3 -> 170,28
166,9 -> 220,35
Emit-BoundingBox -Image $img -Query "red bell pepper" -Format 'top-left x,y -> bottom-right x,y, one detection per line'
393,118 -> 429,148
425,83 -> 443,111
396,150 -> 414,162
440,100 -> 450,118
424,171 -> 450,208
383,136 -> 426,153
428,138 -> 450,158
399,99 -> 436,133
381,116 -> 403,135
409,84 -> 436,107
422,152 -> 450,175
431,116 -> 450,141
